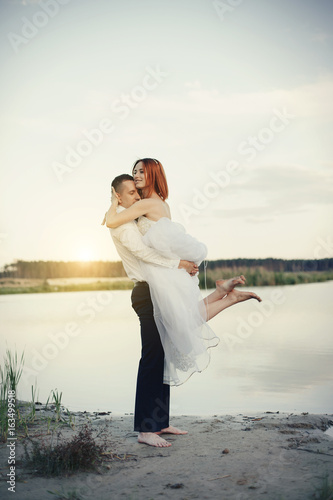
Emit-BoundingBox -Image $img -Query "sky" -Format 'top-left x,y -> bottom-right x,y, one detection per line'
0,0 -> 332,268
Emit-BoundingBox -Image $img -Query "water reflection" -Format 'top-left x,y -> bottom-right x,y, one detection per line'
0,282 -> 332,415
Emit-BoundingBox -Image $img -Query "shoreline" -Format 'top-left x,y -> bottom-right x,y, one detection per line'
0,277 -> 332,295
0,277 -> 133,295
1,404 -> 332,499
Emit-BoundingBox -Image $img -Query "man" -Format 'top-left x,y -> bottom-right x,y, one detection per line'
105,174 -> 197,447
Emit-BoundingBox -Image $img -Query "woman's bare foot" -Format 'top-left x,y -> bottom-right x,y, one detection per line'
228,288 -> 262,303
158,425 -> 188,435
138,432 -> 171,447
216,276 -> 246,297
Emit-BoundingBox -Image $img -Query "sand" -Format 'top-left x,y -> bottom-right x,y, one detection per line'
0,404 -> 332,500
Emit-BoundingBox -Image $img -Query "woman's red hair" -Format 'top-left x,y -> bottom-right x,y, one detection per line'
132,158 -> 169,200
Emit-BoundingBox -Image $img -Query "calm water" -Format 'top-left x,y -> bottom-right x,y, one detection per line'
0,282 -> 332,415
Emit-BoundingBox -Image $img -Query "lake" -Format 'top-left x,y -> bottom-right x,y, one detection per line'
0,281 -> 332,416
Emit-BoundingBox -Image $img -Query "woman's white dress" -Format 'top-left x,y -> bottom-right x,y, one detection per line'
137,216 -> 219,386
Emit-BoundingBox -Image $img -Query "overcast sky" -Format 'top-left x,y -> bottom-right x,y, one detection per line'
0,0 -> 332,267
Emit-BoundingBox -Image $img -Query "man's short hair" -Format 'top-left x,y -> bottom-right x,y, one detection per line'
111,174 -> 134,193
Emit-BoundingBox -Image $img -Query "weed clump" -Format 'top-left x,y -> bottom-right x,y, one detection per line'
24,425 -> 105,476
310,475 -> 333,500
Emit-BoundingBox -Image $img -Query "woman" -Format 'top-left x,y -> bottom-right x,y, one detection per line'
104,158 -> 261,385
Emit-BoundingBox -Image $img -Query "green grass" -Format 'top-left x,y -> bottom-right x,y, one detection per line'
0,280 -> 134,295
200,267 -> 333,288
1,270 -> 332,295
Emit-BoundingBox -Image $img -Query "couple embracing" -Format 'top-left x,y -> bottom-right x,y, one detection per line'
102,158 -> 261,448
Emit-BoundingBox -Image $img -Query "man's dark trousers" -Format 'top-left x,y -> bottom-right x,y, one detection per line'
131,281 -> 170,432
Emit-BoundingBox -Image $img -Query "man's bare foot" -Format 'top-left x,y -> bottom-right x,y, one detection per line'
228,288 -> 262,303
216,276 -> 246,297
138,432 -> 171,447
158,425 -> 188,435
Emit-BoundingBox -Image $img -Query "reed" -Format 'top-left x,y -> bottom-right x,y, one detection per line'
27,383 -> 38,424
0,348 -> 75,441
52,389 -> 63,422
5,348 -> 24,395
0,348 -> 24,441
0,364 -> 9,442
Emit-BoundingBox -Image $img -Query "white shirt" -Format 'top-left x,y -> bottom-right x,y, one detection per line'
109,207 -> 180,282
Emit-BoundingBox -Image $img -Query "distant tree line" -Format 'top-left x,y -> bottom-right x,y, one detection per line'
0,260 -> 126,279
200,258 -> 333,287
205,258 -> 333,273
1,258 -> 332,279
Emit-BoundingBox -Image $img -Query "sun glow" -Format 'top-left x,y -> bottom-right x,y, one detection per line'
77,248 -> 94,262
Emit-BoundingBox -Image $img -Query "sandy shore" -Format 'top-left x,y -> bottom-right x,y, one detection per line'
0,405 -> 332,500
